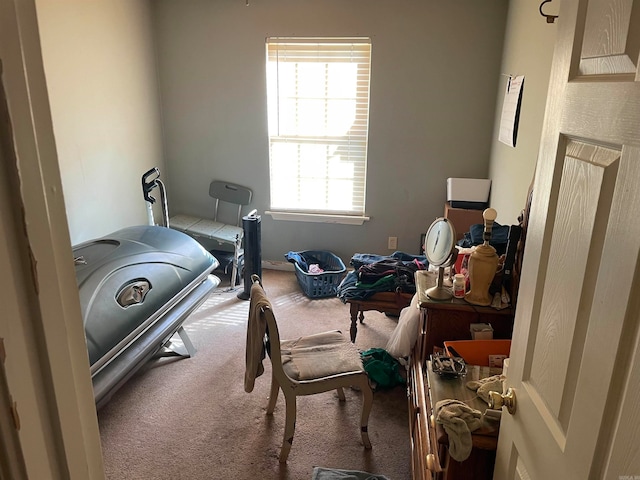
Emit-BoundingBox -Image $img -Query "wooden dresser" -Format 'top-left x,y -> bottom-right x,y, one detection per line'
408,271 -> 514,480
409,359 -> 503,480
412,271 -> 513,360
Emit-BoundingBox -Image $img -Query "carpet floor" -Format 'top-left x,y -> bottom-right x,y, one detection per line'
97,269 -> 411,480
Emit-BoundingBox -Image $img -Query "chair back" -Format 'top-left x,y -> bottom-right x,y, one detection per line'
249,276 -> 286,378
209,181 -> 252,226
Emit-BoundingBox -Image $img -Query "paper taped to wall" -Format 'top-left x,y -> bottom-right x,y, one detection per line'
498,75 -> 525,147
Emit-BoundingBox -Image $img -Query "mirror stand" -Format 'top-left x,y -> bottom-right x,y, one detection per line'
426,265 -> 452,300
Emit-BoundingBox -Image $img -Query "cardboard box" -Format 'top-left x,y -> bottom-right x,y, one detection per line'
444,203 -> 484,240
470,323 -> 494,340
447,178 -> 491,209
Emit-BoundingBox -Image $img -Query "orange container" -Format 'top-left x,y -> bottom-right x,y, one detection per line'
443,339 -> 511,367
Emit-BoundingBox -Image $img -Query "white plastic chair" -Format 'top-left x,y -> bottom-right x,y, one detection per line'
170,181 -> 252,286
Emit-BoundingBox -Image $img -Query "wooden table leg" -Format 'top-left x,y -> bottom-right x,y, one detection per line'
350,303 -> 360,342
347,292 -> 413,342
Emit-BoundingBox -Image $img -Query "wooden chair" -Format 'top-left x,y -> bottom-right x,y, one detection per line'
245,275 -> 373,463
170,181 -> 252,286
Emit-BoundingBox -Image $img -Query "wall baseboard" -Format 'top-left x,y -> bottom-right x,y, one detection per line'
261,260 -> 294,271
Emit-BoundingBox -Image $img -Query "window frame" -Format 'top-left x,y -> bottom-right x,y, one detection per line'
265,37 -> 372,224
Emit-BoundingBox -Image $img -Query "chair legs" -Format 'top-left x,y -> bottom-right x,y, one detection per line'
269,377 -> 373,462
267,373 -> 297,463
279,392 -> 296,463
358,375 -> 373,450
266,372 -> 279,415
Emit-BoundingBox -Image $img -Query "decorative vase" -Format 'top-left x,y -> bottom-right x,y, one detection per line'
465,208 -> 499,306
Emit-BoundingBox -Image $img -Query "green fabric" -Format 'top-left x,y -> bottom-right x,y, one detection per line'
360,348 -> 405,389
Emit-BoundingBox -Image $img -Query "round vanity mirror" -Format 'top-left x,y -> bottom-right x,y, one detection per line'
423,217 -> 457,300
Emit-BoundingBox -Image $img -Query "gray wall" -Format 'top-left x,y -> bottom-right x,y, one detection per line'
152,0 -> 508,263
36,0 -> 557,267
36,0 -> 165,245
487,0 -> 557,225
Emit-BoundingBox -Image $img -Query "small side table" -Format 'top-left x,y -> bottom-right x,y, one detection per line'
346,291 -> 413,342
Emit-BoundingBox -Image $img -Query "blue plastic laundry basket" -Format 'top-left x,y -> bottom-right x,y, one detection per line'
294,250 -> 347,298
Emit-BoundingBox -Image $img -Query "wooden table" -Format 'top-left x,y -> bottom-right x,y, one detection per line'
346,290 -> 414,342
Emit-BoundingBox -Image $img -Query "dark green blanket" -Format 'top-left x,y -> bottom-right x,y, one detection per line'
361,348 -> 405,389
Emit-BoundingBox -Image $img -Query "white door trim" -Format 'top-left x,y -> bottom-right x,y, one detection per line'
0,0 -> 104,478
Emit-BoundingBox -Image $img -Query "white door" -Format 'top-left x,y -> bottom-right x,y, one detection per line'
494,0 -> 640,478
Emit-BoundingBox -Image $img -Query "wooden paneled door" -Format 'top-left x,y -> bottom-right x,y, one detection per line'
493,0 -> 640,478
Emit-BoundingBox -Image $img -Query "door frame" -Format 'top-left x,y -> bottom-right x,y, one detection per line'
0,0 -> 104,478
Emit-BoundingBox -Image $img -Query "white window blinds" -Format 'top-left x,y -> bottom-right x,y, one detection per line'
266,38 -> 372,216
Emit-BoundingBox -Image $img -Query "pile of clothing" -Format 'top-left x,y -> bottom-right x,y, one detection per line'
434,374 -> 506,462
336,251 -> 427,303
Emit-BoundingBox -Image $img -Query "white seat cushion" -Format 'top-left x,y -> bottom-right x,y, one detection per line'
169,214 -> 204,231
280,331 -> 365,381
170,215 -> 243,244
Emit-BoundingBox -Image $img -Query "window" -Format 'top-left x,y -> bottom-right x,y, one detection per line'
266,37 -> 372,221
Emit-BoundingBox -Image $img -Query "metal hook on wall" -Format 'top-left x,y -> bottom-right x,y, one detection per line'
539,0 -> 558,23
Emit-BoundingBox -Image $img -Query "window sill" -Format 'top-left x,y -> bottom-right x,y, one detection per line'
265,211 -> 370,225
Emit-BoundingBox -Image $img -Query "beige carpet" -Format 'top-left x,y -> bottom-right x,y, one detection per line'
98,269 -> 411,480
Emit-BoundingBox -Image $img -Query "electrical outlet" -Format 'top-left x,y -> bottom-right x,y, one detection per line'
388,236 -> 398,250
